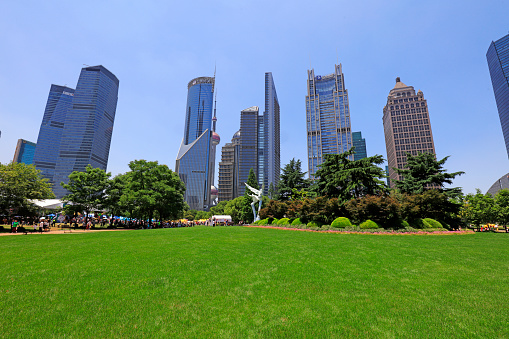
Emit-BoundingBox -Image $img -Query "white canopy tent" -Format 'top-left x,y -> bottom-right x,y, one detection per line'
30,199 -> 65,210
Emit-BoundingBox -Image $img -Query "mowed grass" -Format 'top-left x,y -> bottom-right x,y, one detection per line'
1,227 -> 508,338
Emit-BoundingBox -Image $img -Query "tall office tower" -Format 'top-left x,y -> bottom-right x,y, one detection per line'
306,64 -> 353,179
487,33 -> 509,159
176,76 -> 216,211
43,66 -> 119,198
218,130 -> 240,201
238,106 -> 262,196
13,139 -> 37,165
263,72 -> 280,194
352,131 -> 367,160
383,77 -> 436,185
33,84 -> 75,191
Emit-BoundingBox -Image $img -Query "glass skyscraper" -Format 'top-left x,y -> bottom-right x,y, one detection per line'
306,64 -> 352,178
13,139 -> 37,165
176,77 -> 216,211
33,66 -> 119,198
352,131 -> 367,160
263,72 -> 280,194
487,33 -> 509,159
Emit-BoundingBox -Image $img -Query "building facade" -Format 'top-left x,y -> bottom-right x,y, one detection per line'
306,64 -> 353,179
382,77 -> 436,185
13,139 -> 37,165
176,76 -> 217,211
263,72 -> 280,194
34,66 -> 119,198
218,131 -> 240,202
238,106 -> 262,196
352,131 -> 367,160
487,33 -> 509,159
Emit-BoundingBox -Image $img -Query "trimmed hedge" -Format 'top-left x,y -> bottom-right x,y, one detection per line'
423,218 -> 442,228
412,218 -> 431,229
307,221 -> 322,228
270,218 -> 279,225
331,217 -> 352,228
277,218 -> 290,225
291,218 -> 303,226
360,220 -> 379,229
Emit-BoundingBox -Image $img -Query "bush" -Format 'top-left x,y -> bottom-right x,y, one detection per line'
423,218 -> 442,228
277,218 -> 290,226
291,218 -> 303,226
411,218 -> 431,229
321,225 -> 331,231
270,218 -> 279,225
307,221 -> 322,228
400,220 -> 410,228
331,217 -> 352,228
344,195 -> 402,229
360,220 -> 379,229
257,218 -> 269,225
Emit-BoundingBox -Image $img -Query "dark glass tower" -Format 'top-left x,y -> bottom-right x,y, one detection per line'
306,64 -> 353,179
34,66 -> 119,198
13,139 -> 37,165
263,72 -> 280,194
487,33 -> 509,159
352,131 -> 367,160
176,77 -> 215,211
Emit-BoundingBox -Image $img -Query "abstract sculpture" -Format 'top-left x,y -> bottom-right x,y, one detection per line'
244,183 -> 264,222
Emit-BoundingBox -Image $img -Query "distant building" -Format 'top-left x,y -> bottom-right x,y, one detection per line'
263,72 -> 280,194
383,77 -> 436,186
13,139 -> 36,165
487,173 -> 509,196
175,76 -> 217,211
218,130 -> 240,202
306,64 -> 353,179
352,131 -> 367,160
238,106 -> 262,196
34,65 -> 119,198
487,33 -> 509,159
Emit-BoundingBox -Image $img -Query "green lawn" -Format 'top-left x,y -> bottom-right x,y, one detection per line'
1,227 -> 508,338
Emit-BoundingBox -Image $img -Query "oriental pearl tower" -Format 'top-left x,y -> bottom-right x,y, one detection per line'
209,89 -> 220,205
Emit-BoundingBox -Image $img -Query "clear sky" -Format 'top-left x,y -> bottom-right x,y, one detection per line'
1,0 -> 508,195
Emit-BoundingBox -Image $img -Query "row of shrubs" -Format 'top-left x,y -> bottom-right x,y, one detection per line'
253,216 -> 445,231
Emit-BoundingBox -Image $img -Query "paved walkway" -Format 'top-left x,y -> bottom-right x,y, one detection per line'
0,228 -> 132,236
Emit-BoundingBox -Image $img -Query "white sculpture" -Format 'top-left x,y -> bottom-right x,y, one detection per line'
245,183 -> 264,222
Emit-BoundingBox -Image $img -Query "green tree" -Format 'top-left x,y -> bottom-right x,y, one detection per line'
121,160 -> 186,225
393,152 -> 464,195
61,165 -> 111,224
104,173 -> 128,217
241,168 -> 259,223
494,189 -> 509,226
210,200 -> 228,216
277,158 -> 309,201
460,189 -> 496,227
0,162 -> 55,216
315,148 -> 387,201
268,182 -> 278,200
224,196 -> 245,224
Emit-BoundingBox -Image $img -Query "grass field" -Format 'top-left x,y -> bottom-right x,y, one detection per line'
1,227 -> 508,338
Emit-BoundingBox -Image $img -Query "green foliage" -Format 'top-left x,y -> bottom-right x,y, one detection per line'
241,168 -> 260,223
460,189 -> 496,226
360,220 -> 379,229
401,220 -> 410,228
331,217 -> 352,228
224,196 -> 245,224
0,162 -> 55,216
307,221 -> 322,228
210,200 -> 228,216
277,158 -> 309,201
344,195 -> 401,229
291,218 -> 303,226
104,173 -> 128,216
277,218 -> 290,225
314,148 -> 387,202
270,218 -> 279,225
259,200 -> 287,219
423,218 -> 442,228
411,218 -> 431,229
61,164 -> 111,221
393,152 -> 464,195
494,189 -> 509,226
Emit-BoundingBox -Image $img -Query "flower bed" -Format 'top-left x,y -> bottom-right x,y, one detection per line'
245,225 -> 474,235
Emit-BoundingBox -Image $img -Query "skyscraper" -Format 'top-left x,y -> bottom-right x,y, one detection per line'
13,139 -> 37,165
175,76 -> 217,211
487,33 -> 509,159
306,64 -> 353,179
238,106 -> 262,196
263,72 -> 280,194
383,77 -> 436,185
218,130 -> 240,202
352,131 -> 367,160
34,65 -> 119,198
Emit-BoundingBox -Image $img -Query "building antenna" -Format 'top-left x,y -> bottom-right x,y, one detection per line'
309,54 -> 312,70
336,48 -> 339,65
212,63 -> 217,133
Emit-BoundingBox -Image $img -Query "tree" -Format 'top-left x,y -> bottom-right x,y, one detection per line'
121,160 -> 186,225
315,148 -> 387,201
268,182 -> 278,200
210,200 -> 228,216
61,165 -> 111,224
460,189 -> 496,227
494,189 -> 509,226
277,158 -> 309,201
393,152 -> 464,195
224,196 -> 245,224
104,173 -> 128,217
0,162 -> 55,216
241,168 -> 259,223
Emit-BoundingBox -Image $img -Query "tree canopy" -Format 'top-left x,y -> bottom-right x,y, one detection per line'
314,148 -> 387,201
0,162 -> 55,216
393,152 -> 464,195
277,158 -> 309,201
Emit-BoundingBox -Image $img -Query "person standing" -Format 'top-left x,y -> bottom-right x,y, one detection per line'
12,219 -> 19,233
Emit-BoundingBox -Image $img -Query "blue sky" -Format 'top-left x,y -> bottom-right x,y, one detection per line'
1,0 -> 508,194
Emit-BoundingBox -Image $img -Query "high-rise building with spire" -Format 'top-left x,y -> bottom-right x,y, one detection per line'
306,64 -> 353,179
175,76 -> 218,211
33,66 -> 119,198
487,33 -> 509,159
382,77 -> 436,186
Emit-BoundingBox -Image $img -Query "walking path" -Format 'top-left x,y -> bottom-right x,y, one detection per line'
0,228 -> 132,236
